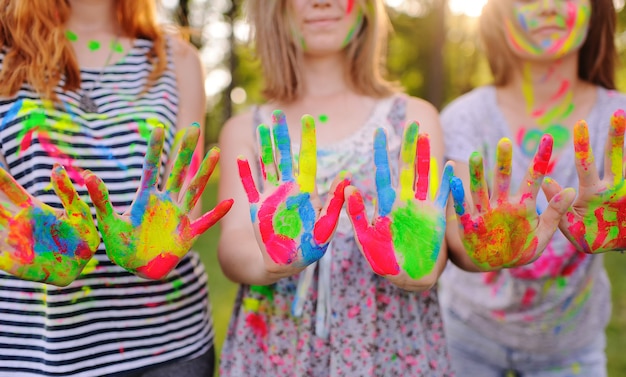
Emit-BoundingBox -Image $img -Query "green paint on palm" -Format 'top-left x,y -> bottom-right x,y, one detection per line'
273,203 -> 302,239
318,114 -> 329,123
391,202 -> 439,279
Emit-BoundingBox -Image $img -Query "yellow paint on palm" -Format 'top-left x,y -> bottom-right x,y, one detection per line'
399,122 -> 418,201
429,157 -> 439,201
135,196 -> 185,260
297,115 -> 317,194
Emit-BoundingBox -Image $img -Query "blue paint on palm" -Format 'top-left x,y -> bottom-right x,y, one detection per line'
374,129 -> 395,217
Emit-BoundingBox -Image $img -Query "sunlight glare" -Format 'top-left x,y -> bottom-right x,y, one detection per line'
448,0 -> 487,18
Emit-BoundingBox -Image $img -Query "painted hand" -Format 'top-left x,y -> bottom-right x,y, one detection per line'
238,110 -> 349,279
450,135 -> 575,270
346,123 -> 452,291
0,164 -> 100,286
543,110 -> 626,253
85,126 -> 233,280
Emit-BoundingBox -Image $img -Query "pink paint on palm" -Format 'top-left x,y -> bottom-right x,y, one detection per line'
136,254 -> 181,280
257,182 -> 298,264
533,135 -> 553,175
238,159 -> 260,204
346,191 -> 399,275
314,178 -> 349,243
415,134 -> 430,200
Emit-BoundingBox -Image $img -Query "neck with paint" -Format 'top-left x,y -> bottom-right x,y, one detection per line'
510,53 -> 580,159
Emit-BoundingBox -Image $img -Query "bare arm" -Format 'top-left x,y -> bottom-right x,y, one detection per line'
217,113 -> 284,285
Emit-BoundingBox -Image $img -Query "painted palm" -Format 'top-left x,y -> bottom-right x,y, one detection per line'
238,110 -> 348,270
0,164 -> 100,286
543,110 -> 626,254
85,126 -> 233,280
346,123 -> 452,282
451,135 -> 575,270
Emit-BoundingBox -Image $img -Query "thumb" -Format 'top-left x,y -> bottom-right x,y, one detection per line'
314,173 -> 350,244
84,170 -> 115,220
537,186 -> 576,236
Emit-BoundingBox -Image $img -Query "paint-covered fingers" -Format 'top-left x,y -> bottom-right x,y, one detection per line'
140,126 -> 165,190
434,163 -> 453,209
84,170 -> 116,220
536,187 -> 576,245
397,122 -> 418,201
492,138 -> 513,205
237,158 -> 261,208
573,120 -> 600,188
51,164 -> 87,218
518,134 -> 553,203
189,199 -> 234,237
0,166 -> 32,207
415,133 -> 431,201
373,128 -> 396,218
297,115 -> 317,194
182,147 -> 220,213
468,152 -> 490,213
257,124 -> 279,187
450,176 -> 471,217
313,173 -> 350,244
272,110 -> 295,183
166,125 -> 200,194
604,110 -> 625,186
346,186 -> 399,276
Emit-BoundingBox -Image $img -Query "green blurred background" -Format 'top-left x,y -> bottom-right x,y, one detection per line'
159,0 -> 626,375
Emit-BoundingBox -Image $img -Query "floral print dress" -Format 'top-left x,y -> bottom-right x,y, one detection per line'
220,95 -> 454,377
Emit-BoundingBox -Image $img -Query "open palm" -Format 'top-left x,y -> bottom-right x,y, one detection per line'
347,123 -> 452,290
543,111 -> 626,253
450,135 -> 575,270
85,126 -> 233,280
238,110 -> 348,278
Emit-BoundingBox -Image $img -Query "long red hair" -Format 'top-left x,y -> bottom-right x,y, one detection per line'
0,0 -> 167,101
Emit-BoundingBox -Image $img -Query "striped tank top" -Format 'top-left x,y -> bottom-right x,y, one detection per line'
0,38 -> 213,376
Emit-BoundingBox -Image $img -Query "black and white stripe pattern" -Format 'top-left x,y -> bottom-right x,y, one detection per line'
0,38 -> 213,376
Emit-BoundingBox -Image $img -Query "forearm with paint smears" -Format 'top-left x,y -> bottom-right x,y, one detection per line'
85,126 -> 233,280
543,111 -> 626,254
451,135 -> 574,270
347,123 -> 452,283
0,164 -> 100,286
237,111 -> 348,271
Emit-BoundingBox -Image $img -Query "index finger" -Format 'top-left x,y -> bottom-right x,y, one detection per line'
140,127 -> 165,190
605,110 -> 625,186
573,120 -> 600,187
518,134 -> 553,204
297,115 -> 316,194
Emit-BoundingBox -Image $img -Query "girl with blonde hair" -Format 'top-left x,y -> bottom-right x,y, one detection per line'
0,0 -> 227,375
217,0 -> 473,375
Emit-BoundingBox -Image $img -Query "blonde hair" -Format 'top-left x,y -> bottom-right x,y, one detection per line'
0,0 -> 168,101
480,0 -> 616,89
248,0 -> 397,103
